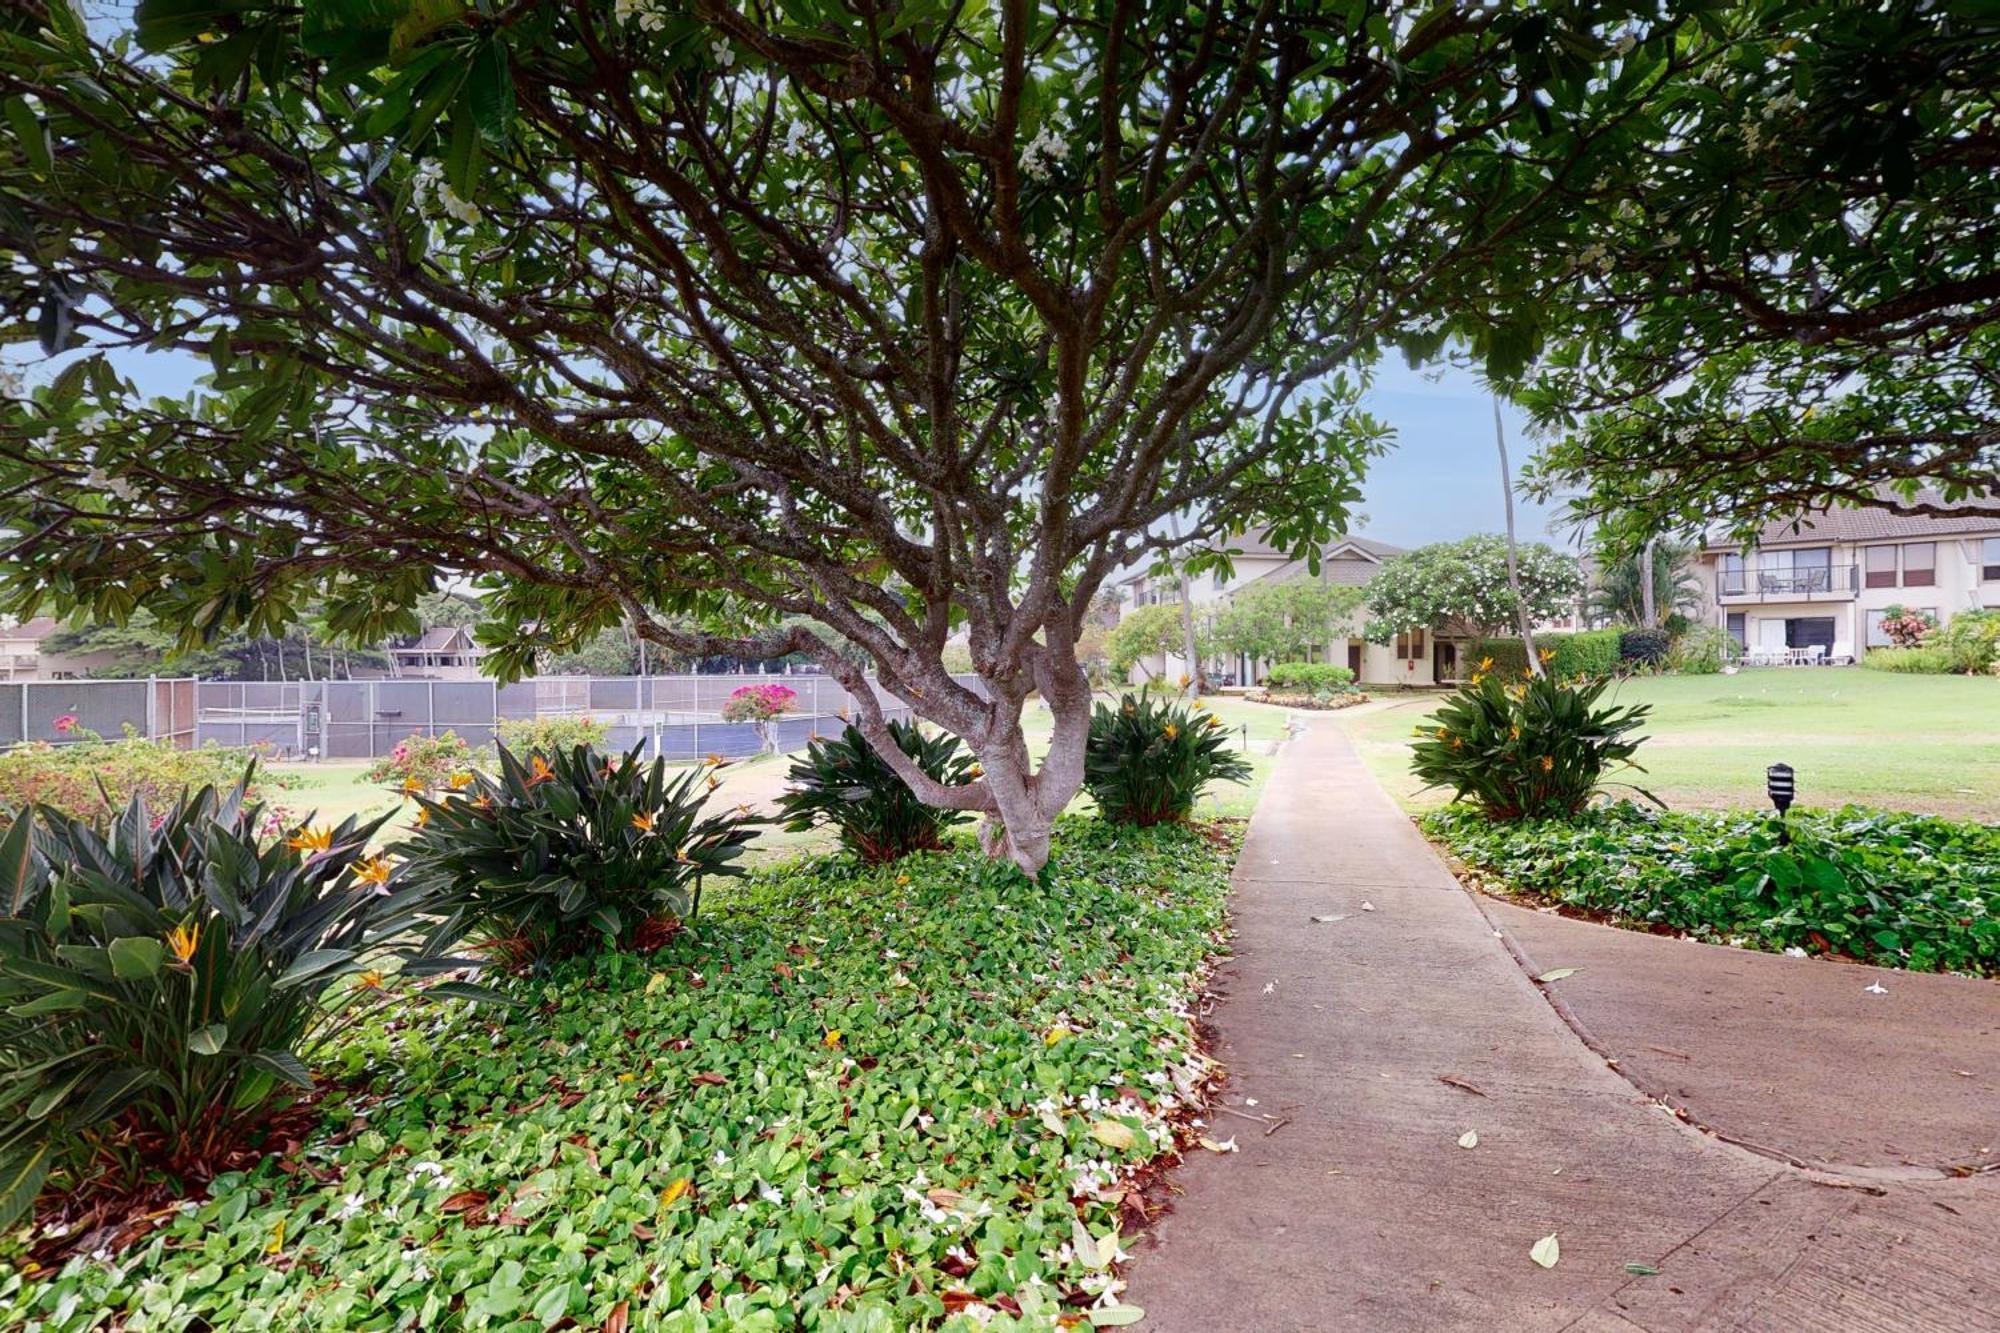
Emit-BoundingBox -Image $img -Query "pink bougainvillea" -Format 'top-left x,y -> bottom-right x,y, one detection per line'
720,683 -> 797,723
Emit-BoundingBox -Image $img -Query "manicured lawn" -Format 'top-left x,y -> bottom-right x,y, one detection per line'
7,820 -> 1233,1329
1337,670 -> 2000,820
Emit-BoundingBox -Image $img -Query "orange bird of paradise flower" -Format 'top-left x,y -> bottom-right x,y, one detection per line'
165,921 -> 199,967
631,811 -> 655,833
286,825 -> 334,853
526,755 -> 555,787
352,856 -> 394,890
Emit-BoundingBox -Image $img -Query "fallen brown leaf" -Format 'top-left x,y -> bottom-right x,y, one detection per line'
1439,1074 -> 1488,1097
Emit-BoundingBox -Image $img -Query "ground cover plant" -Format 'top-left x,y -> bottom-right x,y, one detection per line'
399,745 -> 759,962
1426,803 -> 1999,976
778,721 -> 974,864
1083,697 -> 1251,827
1,818 -> 1235,1330
0,779 -> 478,1236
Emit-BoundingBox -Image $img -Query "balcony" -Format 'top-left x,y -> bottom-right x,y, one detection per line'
1716,564 -> 1859,604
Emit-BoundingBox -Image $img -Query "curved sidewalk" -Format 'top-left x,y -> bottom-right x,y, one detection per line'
1125,721 -> 1997,1331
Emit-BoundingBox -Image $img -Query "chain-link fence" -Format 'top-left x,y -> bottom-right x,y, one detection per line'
0,677 -> 198,750
191,673 -> 979,761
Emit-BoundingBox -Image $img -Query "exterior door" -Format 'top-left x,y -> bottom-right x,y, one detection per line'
1433,640 -> 1457,683
1347,642 -> 1363,676
1787,617 -> 1835,652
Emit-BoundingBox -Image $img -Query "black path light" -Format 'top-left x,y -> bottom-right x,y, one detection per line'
1766,763 -> 1796,845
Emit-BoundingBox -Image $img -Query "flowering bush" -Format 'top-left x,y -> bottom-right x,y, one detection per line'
0,735 -> 286,821
1083,695 -> 1251,826
364,730 -> 475,793
492,713 -> 608,756
1879,604 -> 1936,647
1410,673 -> 1656,820
720,683 -> 797,723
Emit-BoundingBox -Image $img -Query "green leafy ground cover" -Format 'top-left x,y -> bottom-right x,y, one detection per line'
4,819 -> 1234,1331
1426,803 -> 1999,976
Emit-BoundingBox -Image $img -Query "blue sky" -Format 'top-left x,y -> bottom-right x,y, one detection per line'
1354,359 -> 1570,551
21,342 -> 1571,554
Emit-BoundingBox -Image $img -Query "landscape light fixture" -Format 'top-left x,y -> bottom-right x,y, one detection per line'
1766,763 -> 1795,845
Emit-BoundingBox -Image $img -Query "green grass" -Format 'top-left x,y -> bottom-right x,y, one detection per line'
7,819 -> 1233,1330
1337,670 -> 2000,820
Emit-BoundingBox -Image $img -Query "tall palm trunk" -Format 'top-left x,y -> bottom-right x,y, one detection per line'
1639,535 -> 1659,628
1494,397 -> 1542,677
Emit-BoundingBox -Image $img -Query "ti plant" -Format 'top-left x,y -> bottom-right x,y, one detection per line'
1083,695 -> 1252,827
1410,673 -> 1657,820
777,720 -> 974,864
398,744 -> 759,961
0,774 -> 485,1230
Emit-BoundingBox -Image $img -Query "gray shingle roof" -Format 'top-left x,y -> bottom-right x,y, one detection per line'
1702,491 -> 1999,551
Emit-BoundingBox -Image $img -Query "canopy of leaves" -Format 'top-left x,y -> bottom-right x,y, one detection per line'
1208,576 -> 1364,665
1105,602 -> 1184,680
1364,535 -> 1584,643
1,0 -> 1684,693
1516,2 -> 2000,540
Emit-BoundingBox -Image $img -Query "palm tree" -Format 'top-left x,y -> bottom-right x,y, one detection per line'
1590,539 -> 1701,627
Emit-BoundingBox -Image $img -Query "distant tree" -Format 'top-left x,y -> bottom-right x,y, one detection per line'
1210,578 -> 1364,667
1588,539 -> 1701,628
540,628 -> 639,677
1107,605 -> 1187,683
1364,537 -> 1584,644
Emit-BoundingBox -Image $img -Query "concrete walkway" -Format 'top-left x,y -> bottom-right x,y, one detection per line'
1124,722 -> 1998,1331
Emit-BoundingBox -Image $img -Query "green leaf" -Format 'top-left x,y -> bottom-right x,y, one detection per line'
108,935 -> 166,980
189,1022 -> 229,1055
246,1049 -> 315,1090
0,1143 -> 51,1232
1090,1308 -> 1146,1327
1624,1262 -> 1660,1276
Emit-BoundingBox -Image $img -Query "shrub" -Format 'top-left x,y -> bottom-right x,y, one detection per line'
1471,630 -> 1621,682
719,683 -> 797,723
0,737 -> 286,822
778,721 -> 973,863
1617,627 -> 1672,667
492,713 -> 608,756
1410,674 -> 1655,820
1083,696 -> 1251,826
363,730 -> 474,794
1470,637 -> 1530,678
398,744 -> 759,959
1424,802 -> 2000,975
0,778 -> 479,1230
1263,662 -> 1355,690
1860,646 -> 1955,674
1666,625 -> 1732,674
1933,609 -> 2000,674
1878,604 -> 1936,647
1552,628 -> 1623,679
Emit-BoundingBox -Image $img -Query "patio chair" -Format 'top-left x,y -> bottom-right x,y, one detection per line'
1802,644 -> 1826,666
1830,640 -> 1854,665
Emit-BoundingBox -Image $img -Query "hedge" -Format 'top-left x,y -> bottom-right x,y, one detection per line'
1470,628 -> 1622,681
1263,662 -> 1355,690
1861,646 -> 1957,674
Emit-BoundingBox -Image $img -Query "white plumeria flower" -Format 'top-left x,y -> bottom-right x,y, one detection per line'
757,1181 -> 784,1207
335,1192 -> 365,1221
710,38 -> 735,68
1863,982 -> 1888,995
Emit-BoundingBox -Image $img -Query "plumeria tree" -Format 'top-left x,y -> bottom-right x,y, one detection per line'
1209,577 -> 1363,667
0,1 -> 1692,872
1516,4 -> 2000,539
1364,536 -> 1583,645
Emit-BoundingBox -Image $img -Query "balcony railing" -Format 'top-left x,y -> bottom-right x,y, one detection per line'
1716,564 -> 1859,601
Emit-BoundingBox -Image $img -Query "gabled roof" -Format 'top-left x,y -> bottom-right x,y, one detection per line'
397,626 -> 478,653
1702,491 -> 2000,552
0,617 -> 62,643
1244,535 -> 1409,588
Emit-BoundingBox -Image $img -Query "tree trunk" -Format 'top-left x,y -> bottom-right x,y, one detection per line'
1494,397 -> 1542,676
1639,535 -> 1660,628
1168,513 -> 1201,698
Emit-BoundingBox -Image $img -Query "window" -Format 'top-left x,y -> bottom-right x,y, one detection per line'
1864,544 -> 1898,589
1394,627 -> 1426,658
1984,537 -> 2000,582
1725,612 -> 1745,648
1902,542 -> 1935,587
1719,554 -> 1746,595
1865,610 -> 1890,647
